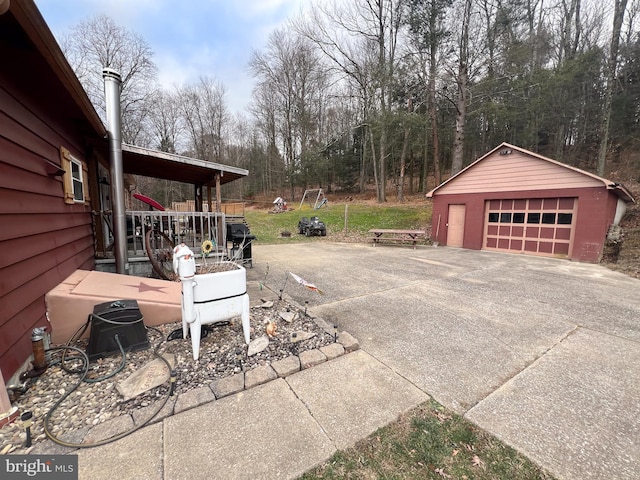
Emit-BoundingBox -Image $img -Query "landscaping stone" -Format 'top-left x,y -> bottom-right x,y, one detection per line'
337,331 -> 359,352
132,397 -> 177,426
245,365 -> 277,389
174,386 -> 215,414
290,331 -> 316,343
299,349 -> 327,369
210,373 -> 244,399
271,356 -> 301,377
247,335 -> 270,356
320,343 -> 345,360
280,310 -> 297,323
116,354 -> 176,400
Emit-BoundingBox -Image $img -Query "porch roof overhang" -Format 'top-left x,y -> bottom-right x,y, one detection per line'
122,144 -> 249,186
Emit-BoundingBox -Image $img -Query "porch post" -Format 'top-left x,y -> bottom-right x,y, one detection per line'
215,172 -> 222,213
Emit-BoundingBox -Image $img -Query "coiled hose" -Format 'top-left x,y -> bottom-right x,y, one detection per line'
43,325 -> 176,448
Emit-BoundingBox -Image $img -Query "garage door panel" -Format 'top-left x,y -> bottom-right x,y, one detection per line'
539,242 -> 553,253
484,197 -> 576,258
526,227 -> 539,237
540,228 -> 554,239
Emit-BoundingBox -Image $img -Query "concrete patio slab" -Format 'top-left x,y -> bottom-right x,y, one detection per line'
162,378 -> 335,480
311,282 -> 576,413
466,328 -> 640,480
77,422 -> 163,480
285,349 -> 429,450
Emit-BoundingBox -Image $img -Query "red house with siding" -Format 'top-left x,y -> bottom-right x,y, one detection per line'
427,143 -> 635,262
0,0 -> 247,402
1,1 -> 108,388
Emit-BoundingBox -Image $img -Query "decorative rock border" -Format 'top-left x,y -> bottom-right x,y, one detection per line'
24,321 -> 360,454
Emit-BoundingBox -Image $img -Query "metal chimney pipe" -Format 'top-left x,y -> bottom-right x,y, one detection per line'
103,68 -> 128,274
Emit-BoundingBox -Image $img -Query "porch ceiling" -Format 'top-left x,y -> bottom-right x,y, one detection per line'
122,144 -> 248,186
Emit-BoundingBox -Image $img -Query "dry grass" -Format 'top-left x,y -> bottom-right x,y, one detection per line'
299,399 -> 555,480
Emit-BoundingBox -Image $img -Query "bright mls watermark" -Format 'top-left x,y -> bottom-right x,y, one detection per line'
1,455 -> 78,479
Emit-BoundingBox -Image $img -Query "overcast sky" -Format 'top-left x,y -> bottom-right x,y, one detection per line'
35,0 -> 315,114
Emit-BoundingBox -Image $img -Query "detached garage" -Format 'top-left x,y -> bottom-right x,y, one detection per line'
427,143 -> 635,262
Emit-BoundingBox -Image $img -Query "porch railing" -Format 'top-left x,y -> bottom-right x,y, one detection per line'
93,209 -> 246,259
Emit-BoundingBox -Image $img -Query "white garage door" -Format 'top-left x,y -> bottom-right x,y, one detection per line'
483,198 -> 577,257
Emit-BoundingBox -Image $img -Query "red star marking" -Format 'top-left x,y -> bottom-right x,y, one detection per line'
124,282 -> 167,293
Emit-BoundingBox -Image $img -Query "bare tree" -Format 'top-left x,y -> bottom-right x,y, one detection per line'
406,0 -> 452,187
60,14 -> 158,144
295,0 -> 405,202
450,0 -> 473,175
598,0 -> 630,175
148,90 -> 183,153
178,77 -> 228,163
249,28 -> 328,197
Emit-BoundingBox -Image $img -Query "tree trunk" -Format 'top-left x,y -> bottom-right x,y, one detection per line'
450,0 -> 471,176
398,124 -> 410,201
370,126 -> 380,198
597,0 -> 628,176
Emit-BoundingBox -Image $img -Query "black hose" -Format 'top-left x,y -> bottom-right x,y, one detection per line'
43,327 -> 176,448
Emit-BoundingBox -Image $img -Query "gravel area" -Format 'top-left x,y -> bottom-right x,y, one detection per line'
0,299 -> 336,454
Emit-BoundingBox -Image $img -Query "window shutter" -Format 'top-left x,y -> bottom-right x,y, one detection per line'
60,147 -> 74,204
82,161 -> 90,203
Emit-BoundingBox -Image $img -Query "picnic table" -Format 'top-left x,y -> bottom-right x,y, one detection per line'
368,229 -> 426,249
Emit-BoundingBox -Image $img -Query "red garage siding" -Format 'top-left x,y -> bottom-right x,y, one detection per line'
428,143 -> 633,264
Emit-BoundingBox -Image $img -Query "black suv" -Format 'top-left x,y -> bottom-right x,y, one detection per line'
298,216 -> 327,236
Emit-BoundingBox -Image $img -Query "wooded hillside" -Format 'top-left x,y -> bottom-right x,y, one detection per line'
60,0 -> 639,204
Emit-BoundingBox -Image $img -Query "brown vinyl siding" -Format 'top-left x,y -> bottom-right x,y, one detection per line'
436,151 -> 602,195
0,81 -> 95,378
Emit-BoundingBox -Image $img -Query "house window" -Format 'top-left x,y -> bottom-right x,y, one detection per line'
71,158 -> 84,202
60,147 -> 89,205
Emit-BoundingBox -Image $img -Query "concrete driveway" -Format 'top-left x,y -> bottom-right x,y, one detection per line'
247,242 -> 640,480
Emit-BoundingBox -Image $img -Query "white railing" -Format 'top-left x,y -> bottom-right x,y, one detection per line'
94,210 -> 245,258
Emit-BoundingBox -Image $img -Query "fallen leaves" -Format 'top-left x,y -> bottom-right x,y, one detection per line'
434,467 -> 452,478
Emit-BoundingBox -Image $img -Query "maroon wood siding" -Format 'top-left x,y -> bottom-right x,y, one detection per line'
0,80 -> 96,379
430,186 -> 617,262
